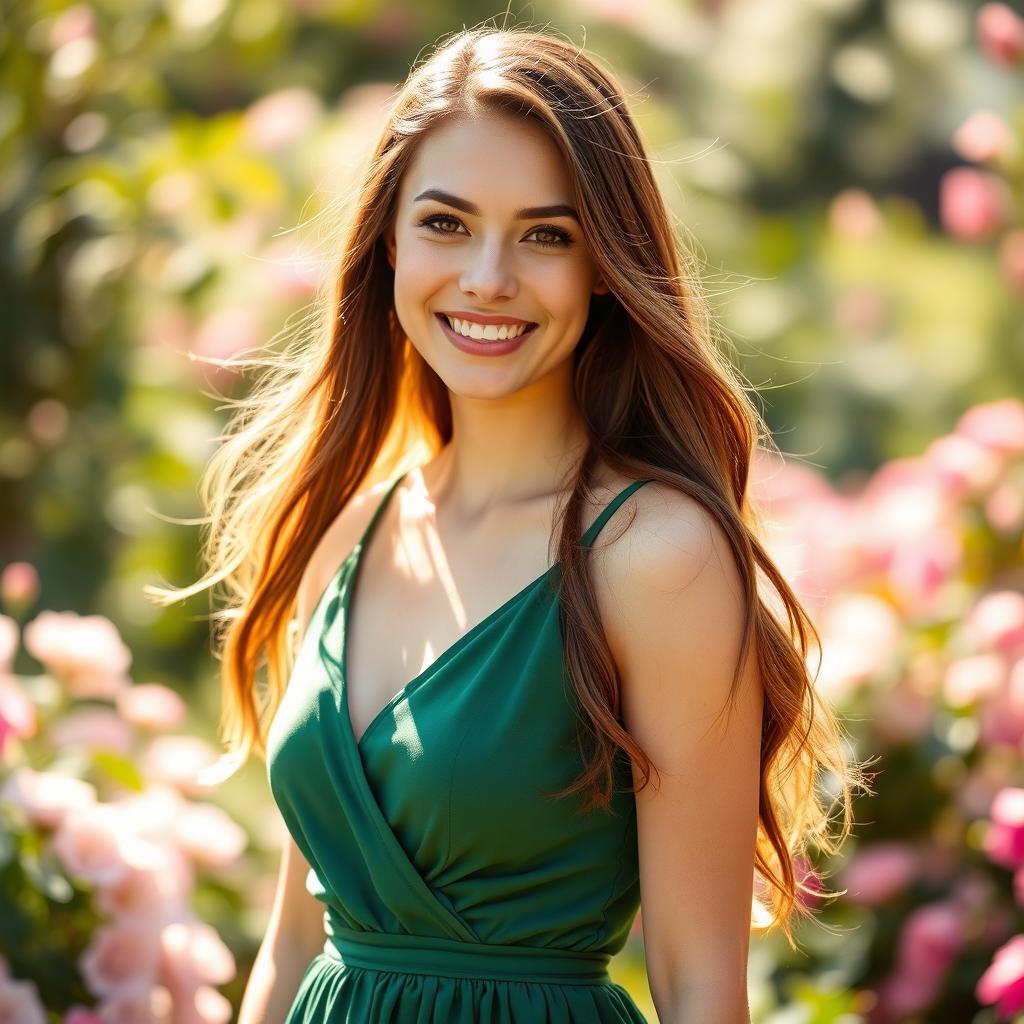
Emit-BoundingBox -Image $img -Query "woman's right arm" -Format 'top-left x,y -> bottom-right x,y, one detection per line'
237,833 -> 328,1024
237,481 -> 384,1022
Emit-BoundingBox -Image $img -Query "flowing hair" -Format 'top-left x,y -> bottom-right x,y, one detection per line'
150,24 -> 872,950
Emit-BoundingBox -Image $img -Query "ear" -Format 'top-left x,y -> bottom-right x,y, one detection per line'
593,276 -> 610,296
383,226 -> 396,269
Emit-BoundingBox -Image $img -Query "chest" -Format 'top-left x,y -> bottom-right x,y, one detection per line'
343,534 -> 557,747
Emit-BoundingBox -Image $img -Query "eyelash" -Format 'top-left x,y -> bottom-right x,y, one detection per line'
417,213 -> 574,249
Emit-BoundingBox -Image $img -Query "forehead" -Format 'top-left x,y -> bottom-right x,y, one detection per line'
398,112 -> 573,210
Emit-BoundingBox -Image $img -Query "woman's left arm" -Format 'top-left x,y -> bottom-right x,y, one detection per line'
597,488 -> 764,1024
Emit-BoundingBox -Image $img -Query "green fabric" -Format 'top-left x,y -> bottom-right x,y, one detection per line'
267,472 -> 654,1022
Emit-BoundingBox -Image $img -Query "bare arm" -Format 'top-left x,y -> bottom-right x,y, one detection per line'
237,834 -> 328,1024
595,486 -> 763,1024
238,480 -> 386,1023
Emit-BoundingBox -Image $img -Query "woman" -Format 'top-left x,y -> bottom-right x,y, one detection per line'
164,24 -> 866,1024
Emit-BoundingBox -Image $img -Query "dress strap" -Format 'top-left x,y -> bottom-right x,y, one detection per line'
581,479 -> 654,549
355,470 -> 409,550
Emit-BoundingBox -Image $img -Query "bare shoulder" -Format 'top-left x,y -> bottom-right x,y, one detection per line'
588,478 -> 731,621
293,476 -> 397,636
588,479 -> 754,754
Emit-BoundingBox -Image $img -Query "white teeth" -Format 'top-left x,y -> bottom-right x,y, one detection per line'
444,315 -> 531,341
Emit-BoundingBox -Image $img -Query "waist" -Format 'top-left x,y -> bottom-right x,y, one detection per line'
323,926 -> 612,985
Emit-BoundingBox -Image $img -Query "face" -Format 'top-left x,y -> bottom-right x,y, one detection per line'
382,111 -> 609,397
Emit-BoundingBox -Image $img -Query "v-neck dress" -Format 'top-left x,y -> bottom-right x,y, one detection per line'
266,472 -> 654,1023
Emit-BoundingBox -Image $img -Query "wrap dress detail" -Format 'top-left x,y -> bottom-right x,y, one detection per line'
266,472 -> 655,1022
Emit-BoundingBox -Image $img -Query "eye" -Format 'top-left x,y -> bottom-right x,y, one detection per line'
417,213 -> 574,249
418,214 -> 465,237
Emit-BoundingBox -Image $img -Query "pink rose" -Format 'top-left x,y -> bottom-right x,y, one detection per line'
51,803 -> 129,887
957,398 -> 1024,456
242,87 -> 322,153
0,562 -> 39,615
141,736 -> 220,796
172,802 -> 247,867
840,842 -> 918,906
0,615 -> 17,672
943,653 -> 1007,707
0,972 -> 47,1024
953,109 -> 1014,163
897,901 -> 963,979
50,705 -> 135,755
978,3 -> 1024,66
23,611 -> 131,700
977,933 -> 1024,1017
0,676 -> 38,749
964,591 -> 1024,657
79,919 -> 160,998
160,919 -> 236,992
64,1007 -> 104,1024
939,167 -> 1012,240
116,683 -> 187,732
1,766 -> 97,829
986,788 -> 1024,869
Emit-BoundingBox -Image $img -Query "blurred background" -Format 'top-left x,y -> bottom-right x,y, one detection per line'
1,0 -> 1023,1021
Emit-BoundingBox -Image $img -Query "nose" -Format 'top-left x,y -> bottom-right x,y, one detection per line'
458,239 -> 518,302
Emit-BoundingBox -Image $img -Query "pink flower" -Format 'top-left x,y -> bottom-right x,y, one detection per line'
95,986 -> 173,1024
957,398 -> 1024,456
0,676 -> 37,755
939,167 -> 1013,240
964,591 -> 1024,657
50,705 -> 136,755
924,432 -> 1004,499
242,87 -> 322,152
897,901 -> 963,978
988,480 -> 1024,533
160,920 -> 236,993
79,919 -> 160,998
141,736 -> 220,796
828,188 -> 883,241
1,766 -> 97,829
986,788 -> 1024,869
876,968 -> 942,1017
978,3 -> 1024,66
1001,230 -> 1024,293
943,653 -> 1007,707
190,306 -> 261,380
172,802 -> 247,867
840,842 -> 918,906
175,985 -> 232,1024
979,660 -> 1024,749
116,683 -> 186,732
0,972 -> 48,1023
0,562 -> 39,615
23,611 -> 131,700
51,803 -> 129,886
0,615 -> 17,672
64,1006 -> 104,1024
95,835 -> 190,924
953,110 -> 1015,163
977,934 -> 1024,1017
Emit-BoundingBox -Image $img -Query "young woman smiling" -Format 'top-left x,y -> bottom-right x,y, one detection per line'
160,23 -> 867,1024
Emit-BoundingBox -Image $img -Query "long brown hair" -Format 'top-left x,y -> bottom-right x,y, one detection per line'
150,24 -> 871,949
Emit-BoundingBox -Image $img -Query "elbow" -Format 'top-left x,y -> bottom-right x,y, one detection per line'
652,983 -> 751,1024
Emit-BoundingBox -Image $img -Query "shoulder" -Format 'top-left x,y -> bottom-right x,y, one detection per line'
589,480 -> 756,764
293,476 -> 397,636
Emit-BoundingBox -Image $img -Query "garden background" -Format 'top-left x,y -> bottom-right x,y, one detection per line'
2,0 -> 1024,1021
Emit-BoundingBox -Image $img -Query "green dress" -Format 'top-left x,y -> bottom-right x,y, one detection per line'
266,471 -> 654,1022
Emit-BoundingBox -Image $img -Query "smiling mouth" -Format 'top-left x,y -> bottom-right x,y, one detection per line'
436,313 -> 538,342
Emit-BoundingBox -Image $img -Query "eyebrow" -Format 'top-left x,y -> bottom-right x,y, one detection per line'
413,188 -> 580,223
